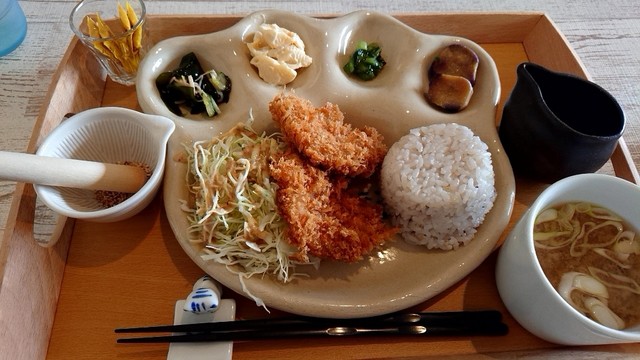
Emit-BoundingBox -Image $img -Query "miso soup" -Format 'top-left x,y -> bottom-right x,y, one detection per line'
534,201 -> 640,330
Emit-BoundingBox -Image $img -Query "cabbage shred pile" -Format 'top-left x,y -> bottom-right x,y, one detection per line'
184,121 -> 298,307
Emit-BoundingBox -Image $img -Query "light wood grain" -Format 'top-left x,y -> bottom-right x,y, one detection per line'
1,13 -> 638,360
0,32 -> 106,360
1,0 -> 640,249
0,3 -> 639,359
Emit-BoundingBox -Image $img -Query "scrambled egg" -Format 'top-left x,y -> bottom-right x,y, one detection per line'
245,23 -> 313,85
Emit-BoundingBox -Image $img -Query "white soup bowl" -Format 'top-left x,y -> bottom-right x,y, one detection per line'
496,173 -> 640,345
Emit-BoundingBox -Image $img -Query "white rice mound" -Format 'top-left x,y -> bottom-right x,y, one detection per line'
380,123 -> 496,250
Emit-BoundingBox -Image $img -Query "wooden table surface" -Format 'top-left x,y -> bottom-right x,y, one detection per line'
1,1 -> 640,359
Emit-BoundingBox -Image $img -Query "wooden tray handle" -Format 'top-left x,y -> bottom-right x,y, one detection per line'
0,182 -> 75,359
612,138 -> 640,185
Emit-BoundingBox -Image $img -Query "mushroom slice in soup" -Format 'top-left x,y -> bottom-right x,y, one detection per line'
583,296 -> 625,329
569,220 -> 624,257
612,231 -> 640,255
592,248 -> 632,269
556,272 -> 625,328
589,267 -> 640,295
557,272 -> 609,307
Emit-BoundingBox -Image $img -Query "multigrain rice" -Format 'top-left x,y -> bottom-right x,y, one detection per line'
380,123 -> 496,250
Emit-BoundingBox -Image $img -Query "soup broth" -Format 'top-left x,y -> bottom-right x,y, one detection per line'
534,202 -> 640,330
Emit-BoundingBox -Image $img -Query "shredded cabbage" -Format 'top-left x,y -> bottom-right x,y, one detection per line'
183,117 -> 300,308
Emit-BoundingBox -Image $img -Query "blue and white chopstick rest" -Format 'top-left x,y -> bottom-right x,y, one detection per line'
183,275 -> 223,314
168,275 -> 236,360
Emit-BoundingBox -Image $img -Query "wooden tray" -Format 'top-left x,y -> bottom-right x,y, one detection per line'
1,12 -> 639,360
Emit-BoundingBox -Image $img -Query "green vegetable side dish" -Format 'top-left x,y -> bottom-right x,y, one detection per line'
343,41 -> 386,81
156,52 -> 232,117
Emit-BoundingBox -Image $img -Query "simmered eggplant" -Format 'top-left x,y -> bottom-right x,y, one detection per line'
425,44 -> 479,112
426,74 -> 474,113
429,44 -> 479,85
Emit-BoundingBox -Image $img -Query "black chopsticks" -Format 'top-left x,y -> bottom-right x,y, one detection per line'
115,310 -> 508,343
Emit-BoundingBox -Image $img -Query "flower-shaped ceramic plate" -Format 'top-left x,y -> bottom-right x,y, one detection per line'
136,10 -> 515,318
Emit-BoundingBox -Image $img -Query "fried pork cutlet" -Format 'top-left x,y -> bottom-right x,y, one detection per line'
269,93 -> 388,177
269,151 -> 397,263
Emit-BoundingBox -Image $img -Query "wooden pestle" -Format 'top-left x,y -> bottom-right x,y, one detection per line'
0,151 -> 148,193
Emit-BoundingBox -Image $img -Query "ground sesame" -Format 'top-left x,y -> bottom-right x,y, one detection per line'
95,161 -> 152,208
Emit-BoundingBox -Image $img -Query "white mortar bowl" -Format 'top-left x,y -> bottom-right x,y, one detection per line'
34,107 -> 175,222
496,173 -> 640,345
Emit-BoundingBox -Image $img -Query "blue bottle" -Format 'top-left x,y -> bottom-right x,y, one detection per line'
0,0 -> 27,57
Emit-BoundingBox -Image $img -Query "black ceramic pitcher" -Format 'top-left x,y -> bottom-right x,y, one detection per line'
498,62 -> 625,183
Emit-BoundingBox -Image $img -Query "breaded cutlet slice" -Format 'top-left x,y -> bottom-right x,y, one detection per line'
269,93 -> 387,177
269,151 -> 396,263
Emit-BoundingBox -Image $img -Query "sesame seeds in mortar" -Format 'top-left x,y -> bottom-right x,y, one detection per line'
380,123 -> 496,250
